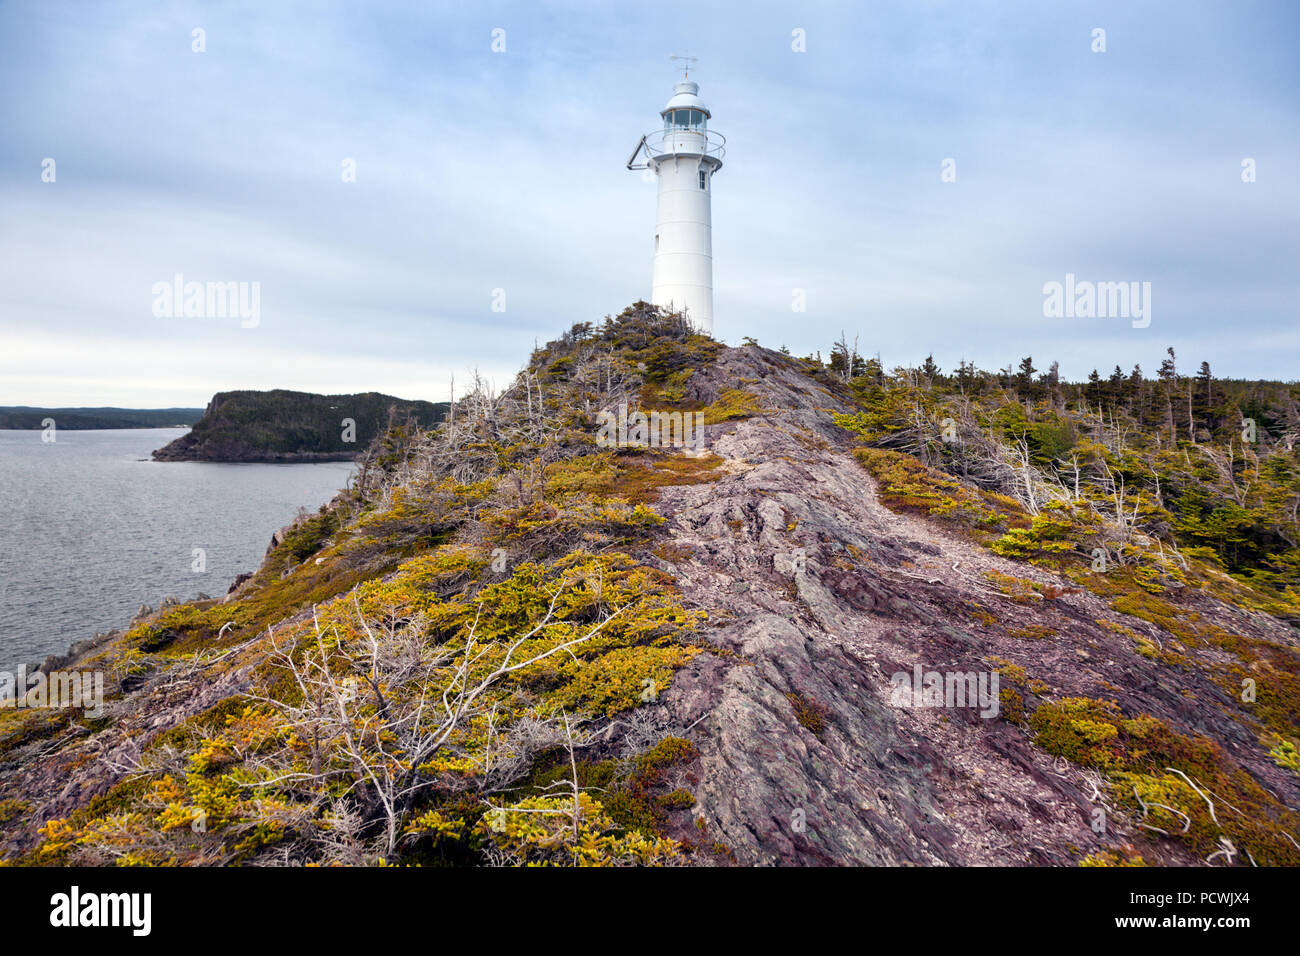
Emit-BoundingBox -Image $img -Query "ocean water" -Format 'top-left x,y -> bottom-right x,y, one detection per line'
0,428 -> 354,667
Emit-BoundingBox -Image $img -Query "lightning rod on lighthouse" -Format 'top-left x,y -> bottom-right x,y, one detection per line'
627,60 -> 725,335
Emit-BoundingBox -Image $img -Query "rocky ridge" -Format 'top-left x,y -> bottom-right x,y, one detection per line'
2,320 -> 1296,867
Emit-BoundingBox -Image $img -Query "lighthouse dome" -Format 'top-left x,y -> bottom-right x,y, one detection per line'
662,81 -> 710,117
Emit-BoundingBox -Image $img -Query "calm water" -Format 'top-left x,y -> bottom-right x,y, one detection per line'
0,429 -> 354,667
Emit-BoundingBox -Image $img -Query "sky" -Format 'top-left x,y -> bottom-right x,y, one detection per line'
1,0 -> 1297,407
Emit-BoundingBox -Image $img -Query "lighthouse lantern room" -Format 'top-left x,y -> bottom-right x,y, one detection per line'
627,70 -> 725,335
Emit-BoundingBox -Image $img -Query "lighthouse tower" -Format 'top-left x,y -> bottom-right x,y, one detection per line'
627,72 -> 725,335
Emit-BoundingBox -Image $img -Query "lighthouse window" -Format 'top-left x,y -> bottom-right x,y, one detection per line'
698,169 -> 707,189
667,109 -> 706,130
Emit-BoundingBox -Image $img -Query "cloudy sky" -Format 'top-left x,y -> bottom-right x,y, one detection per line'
1,0 -> 1297,407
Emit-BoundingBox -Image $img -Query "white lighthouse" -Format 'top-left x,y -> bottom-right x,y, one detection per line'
627,71 -> 725,335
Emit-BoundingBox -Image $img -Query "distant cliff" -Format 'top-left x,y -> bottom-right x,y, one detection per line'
151,389 -> 448,462
0,406 -> 203,429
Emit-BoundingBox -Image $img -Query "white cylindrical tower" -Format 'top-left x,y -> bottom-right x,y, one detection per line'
628,80 -> 724,335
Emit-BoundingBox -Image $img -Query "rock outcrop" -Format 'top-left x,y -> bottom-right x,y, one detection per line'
636,348 -> 1297,864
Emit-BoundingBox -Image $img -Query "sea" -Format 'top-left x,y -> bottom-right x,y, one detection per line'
0,428 -> 354,668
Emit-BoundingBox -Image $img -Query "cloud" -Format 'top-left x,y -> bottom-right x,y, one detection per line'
1,0 -> 1297,406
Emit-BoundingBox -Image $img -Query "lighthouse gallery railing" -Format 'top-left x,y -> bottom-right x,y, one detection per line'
627,129 -> 726,168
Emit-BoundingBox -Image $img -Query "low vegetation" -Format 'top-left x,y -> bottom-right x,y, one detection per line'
15,304 -> 731,867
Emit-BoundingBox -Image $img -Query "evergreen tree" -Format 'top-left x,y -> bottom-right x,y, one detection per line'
1108,365 -> 1126,407
1158,348 -> 1178,444
1041,360 -> 1061,400
954,359 -> 977,394
1016,356 -> 1038,400
1194,360 -> 1215,437
1128,364 -> 1146,422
